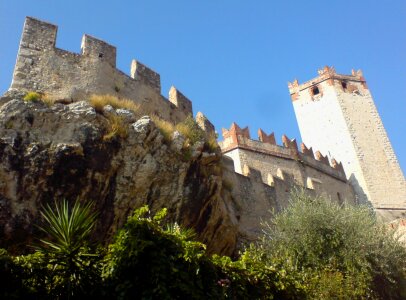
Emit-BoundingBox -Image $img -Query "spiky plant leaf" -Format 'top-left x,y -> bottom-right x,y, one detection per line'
38,200 -> 98,255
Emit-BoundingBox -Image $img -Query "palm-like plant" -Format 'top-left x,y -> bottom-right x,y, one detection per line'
38,199 -> 99,299
39,200 -> 97,255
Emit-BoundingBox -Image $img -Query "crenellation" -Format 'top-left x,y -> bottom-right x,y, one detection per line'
21,17 -> 57,50
331,158 -> 345,174
315,151 -> 330,166
81,34 -> 116,67
196,111 -> 215,136
258,128 -> 276,145
288,66 -> 369,101
300,143 -> 314,158
168,86 -> 193,116
220,121 -> 352,203
282,134 -> 299,158
9,17 -> 193,124
130,60 -> 160,92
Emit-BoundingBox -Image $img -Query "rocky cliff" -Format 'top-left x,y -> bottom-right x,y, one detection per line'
0,93 -> 242,255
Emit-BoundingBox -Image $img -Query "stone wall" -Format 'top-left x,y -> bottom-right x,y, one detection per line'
290,67 -> 406,214
9,17 -> 192,123
219,123 -> 355,206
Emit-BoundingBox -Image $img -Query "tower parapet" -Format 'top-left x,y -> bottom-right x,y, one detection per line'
288,66 -> 368,102
9,17 -> 193,123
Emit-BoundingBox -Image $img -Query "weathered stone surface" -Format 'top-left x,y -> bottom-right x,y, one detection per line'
0,97 -> 240,255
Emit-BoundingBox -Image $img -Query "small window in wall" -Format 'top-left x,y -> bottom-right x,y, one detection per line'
98,53 -> 104,58
337,192 -> 343,205
341,81 -> 347,90
312,86 -> 320,95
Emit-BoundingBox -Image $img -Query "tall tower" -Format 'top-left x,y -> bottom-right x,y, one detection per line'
289,66 -> 406,218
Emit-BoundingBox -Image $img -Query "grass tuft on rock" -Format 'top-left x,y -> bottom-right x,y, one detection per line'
90,94 -> 140,114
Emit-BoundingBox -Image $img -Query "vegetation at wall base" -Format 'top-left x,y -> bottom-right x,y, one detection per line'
1,193 -> 405,299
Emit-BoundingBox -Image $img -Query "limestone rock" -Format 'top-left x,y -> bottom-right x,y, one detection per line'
0,96 -> 239,255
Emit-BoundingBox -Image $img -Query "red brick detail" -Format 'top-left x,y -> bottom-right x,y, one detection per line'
282,134 -> 299,158
288,79 -> 299,89
315,151 -> 330,166
301,143 -> 314,158
331,158 -> 345,174
222,122 -> 250,147
290,92 -> 299,101
258,129 -> 276,145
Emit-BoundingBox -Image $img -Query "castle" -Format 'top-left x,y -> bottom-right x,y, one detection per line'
6,17 -> 406,222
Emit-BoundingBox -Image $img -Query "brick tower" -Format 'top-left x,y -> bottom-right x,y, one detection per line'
289,66 -> 406,219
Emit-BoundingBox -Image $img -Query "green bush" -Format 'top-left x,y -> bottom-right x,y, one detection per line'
102,206 -> 223,299
175,116 -> 205,146
0,249 -> 32,299
253,190 -> 406,299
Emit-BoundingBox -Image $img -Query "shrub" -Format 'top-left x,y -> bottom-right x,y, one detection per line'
24,91 -> 42,102
151,115 -> 208,148
23,92 -> 56,107
89,94 -> 140,114
103,115 -> 128,141
0,248 -> 32,299
102,206 -> 223,299
205,133 -> 219,152
175,116 -> 205,145
254,190 -> 406,299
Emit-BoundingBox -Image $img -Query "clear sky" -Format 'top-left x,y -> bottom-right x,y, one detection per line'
1,1 -> 405,172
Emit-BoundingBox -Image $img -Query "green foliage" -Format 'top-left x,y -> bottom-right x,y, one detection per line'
254,190 -> 406,299
38,200 -> 98,254
34,200 -> 102,299
212,248 -> 306,300
3,195 -> 405,299
23,91 -> 42,102
175,115 -> 205,145
102,205 -> 223,299
0,248 -> 32,299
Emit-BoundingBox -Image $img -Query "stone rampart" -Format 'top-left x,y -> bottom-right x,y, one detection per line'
10,17 -> 193,123
219,122 -> 355,204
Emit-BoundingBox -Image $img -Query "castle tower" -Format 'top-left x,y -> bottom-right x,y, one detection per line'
289,66 -> 406,217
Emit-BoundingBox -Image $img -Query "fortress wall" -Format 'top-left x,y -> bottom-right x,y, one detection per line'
221,152 -> 351,246
220,123 -> 355,205
230,148 -> 354,204
10,17 -> 191,123
221,157 -> 291,244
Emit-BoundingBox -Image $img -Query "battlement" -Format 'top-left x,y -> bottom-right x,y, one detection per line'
81,34 -> 117,67
10,17 -> 194,123
288,66 -> 368,101
219,122 -> 347,181
169,86 -> 193,116
131,60 -> 161,92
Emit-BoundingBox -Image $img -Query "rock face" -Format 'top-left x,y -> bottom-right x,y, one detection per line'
0,97 -> 239,255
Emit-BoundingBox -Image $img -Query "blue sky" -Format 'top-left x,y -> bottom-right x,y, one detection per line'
1,1 -> 405,172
